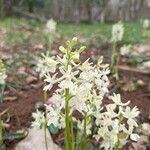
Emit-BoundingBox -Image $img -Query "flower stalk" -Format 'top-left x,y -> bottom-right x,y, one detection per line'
44,87 -> 48,150
64,43 -> 74,150
111,42 -> 119,80
44,120 -> 48,150
0,117 -> 3,145
82,113 -> 88,150
114,115 -> 123,150
111,22 -> 124,80
65,88 -> 73,150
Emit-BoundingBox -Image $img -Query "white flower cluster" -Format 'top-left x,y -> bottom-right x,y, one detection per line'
33,37 -> 140,149
45,19 -> 57,33
94,93 -> 140,150
120,44 -> 132,56
143,19 -> 150,30
111,22 -> 124,42
0,59 -> 7,85
31,110 -> 45,128
36,53 -> 58,78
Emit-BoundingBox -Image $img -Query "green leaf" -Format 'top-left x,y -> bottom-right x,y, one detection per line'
3,130 -> 27,141
48,124 -> 59,135
0,144 -> 6,150
71,37 -> 78,47
118,132 -> 128,140
88,142 -> 95,150
128,56 -> 150,65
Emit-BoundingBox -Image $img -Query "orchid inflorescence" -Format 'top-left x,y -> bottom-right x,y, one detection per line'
111,22 -> 124,43
45,19 -> 57,33
143,19 -> 150,30
33,37 -> 140,150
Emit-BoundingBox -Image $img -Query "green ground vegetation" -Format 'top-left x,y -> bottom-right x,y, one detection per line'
0,17 -> 149,45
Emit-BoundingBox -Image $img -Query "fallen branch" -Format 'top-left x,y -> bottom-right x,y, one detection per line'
118,65 -> 150,74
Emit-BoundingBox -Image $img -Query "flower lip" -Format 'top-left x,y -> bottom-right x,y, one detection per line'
48,97 -> 54,106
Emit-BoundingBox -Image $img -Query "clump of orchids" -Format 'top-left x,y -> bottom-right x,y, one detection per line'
0,59 -> 7,103
33,37 -> 140,150
111,22 -> 124,80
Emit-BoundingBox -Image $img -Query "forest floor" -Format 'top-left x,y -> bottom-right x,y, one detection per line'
0,18 -> 150,149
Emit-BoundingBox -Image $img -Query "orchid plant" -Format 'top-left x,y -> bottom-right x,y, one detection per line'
43,19 -> 57,55
0,59 -> 7,103
33,37 -> 140,150
111,22 -> 124,80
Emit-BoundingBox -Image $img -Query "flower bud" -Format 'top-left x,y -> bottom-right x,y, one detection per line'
143,19 -> 150,30
70,37 -> 78,47
59,46 -> 66,53
78,46 -> 86,53
97,56 -> 103,66
72,37 -> 77,44
72,52 -> 80,62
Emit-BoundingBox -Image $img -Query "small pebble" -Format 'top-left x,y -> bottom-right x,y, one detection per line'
142,123 -> 150,136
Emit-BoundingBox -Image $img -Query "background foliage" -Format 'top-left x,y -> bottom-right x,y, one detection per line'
0,0 -> 150,23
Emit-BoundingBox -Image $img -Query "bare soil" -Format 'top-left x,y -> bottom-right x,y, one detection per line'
0,47 -> 150,150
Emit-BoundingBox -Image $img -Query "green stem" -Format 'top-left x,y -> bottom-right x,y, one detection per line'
44,88 -> 48,150
44,90 -> 48,104
111,42 -> 116,71
65,88 -> 72,150
0,84 -> 5,103
70,117 -> 74,149
64,45 -> 74,150
111,42 -> 119,80
116,51 -> 120,81
44,121 -> 48,150
0,118 -> 3,145
114,116 -> 122,150
44,33 -> 52,56
75,132 -> 78,150
0,87 -> 2,103
114,134 -> 120,150
83,114 -> 88,150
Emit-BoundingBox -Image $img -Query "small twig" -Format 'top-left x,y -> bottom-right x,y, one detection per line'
2,123 -> 10,128
0,108 -> 9,117
14,110 -> 21,129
